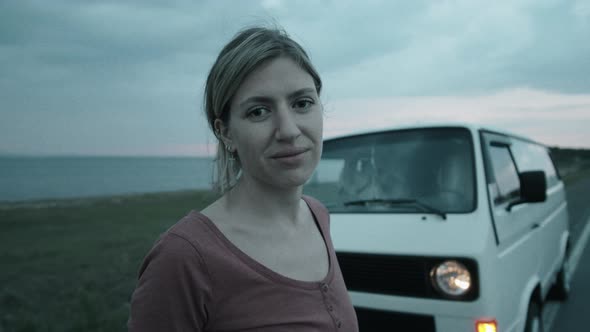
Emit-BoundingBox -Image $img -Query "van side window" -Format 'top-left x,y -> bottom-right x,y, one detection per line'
489,145 -> 521,204
541,150 -> 559,187
511,141 -> 559,188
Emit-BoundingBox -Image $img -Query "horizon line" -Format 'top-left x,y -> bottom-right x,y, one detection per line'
1,143 -> 590,159
0,153 -> 216,158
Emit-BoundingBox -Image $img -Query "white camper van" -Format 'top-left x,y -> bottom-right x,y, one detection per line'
304,124 -> 570,332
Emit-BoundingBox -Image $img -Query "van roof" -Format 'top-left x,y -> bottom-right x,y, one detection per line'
324,122 -> 545,146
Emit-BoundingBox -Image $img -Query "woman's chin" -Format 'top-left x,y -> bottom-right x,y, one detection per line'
273,171 -> 314,189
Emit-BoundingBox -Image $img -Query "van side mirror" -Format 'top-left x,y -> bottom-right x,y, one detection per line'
507,170 -> 547,211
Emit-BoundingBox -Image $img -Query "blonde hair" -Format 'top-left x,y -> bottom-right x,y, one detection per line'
204,25 -> 322,193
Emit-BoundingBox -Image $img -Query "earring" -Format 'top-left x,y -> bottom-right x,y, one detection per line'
226,144 -> 235,161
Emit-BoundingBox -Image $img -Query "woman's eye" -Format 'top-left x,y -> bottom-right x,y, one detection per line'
293,98 -> 315,111
246,107 -> 270,120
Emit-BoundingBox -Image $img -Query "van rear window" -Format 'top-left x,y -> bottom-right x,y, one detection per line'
304,127 -> 476,214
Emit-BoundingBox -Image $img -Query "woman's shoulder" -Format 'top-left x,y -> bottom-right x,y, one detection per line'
302,195 -> 330,223
136,210 -> 222,283
130,212 -> 214,332
156,210 -> 221,253
145,211 -> 211,259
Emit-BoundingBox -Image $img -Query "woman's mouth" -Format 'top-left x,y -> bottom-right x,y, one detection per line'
270,147 -> 310,166
271,147 -> 309,159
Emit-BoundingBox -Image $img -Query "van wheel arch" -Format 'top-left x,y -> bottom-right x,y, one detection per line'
548,238 -> 571,301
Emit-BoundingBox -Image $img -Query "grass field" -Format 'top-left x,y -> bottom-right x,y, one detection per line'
1,165 -> 588,332
0,190 -> 218,332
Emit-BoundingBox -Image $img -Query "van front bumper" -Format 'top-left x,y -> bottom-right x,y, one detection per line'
350,291 -> 517,332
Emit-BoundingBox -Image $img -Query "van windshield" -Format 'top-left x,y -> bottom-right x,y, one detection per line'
304,127 -> 476,214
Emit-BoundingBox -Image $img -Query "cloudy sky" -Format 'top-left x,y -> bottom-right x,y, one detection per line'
1,0 -> 589,156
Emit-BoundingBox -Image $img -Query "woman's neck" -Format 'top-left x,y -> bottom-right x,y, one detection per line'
225,176 -> 305,226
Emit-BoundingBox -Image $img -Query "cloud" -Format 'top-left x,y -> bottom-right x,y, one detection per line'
0,0 -> 589,155
317,0 -> 590,98
323,88 -> 590,148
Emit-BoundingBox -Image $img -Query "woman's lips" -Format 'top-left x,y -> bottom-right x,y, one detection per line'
270,148 -> 310,166
270,147 -> 309,159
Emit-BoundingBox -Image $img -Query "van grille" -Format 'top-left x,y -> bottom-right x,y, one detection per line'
355,307 -> 435,332
336,252 -> 479,301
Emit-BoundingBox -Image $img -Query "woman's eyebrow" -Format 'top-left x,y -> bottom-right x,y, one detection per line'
287,87 -> 316,99
238,88 -> 316,108
238,96 -> 273,108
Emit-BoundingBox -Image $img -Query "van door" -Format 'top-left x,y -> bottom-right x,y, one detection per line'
481,133 -> 541,295
511,140 -> 567,286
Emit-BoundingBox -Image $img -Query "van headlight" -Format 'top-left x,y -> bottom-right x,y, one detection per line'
430,260 -> 472,297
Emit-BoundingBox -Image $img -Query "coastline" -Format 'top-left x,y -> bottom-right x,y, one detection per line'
0,188 -> 217,211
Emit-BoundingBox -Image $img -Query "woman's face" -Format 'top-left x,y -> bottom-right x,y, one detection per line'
220,56 -> 323,190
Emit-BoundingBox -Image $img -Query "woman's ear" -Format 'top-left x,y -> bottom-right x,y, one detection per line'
214,118 -> 233,149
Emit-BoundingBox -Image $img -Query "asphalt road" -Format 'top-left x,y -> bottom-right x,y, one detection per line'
550,238 -> 590,331
548,176 -> 590,332
564,177 -> 590,245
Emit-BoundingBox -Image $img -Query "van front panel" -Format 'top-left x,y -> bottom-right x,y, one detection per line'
305,125 -> 569,331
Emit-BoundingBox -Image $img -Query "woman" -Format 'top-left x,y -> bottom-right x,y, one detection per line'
128,26 -> 358,332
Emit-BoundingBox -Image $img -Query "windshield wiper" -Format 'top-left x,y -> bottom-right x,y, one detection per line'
343,198 -> 447,220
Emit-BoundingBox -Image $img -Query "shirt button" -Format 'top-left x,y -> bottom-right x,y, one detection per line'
337,321 -> 342,328
322,284 -> 329,292
328,305 -> 334,311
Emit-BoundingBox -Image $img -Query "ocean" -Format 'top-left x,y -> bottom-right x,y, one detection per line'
0,156 -> 215,203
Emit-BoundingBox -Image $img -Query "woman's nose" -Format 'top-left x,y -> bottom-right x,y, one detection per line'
274,106 -> 302,141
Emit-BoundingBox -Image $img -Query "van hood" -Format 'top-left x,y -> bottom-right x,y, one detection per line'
329,212 -> 491,257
